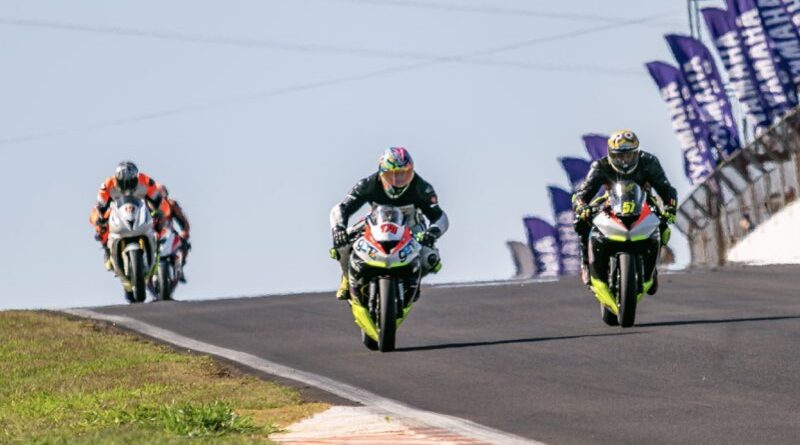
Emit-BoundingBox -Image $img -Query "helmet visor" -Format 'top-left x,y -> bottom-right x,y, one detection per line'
610,151 -> 639,170
380,167 -> 414,188
118,176 -> 138,192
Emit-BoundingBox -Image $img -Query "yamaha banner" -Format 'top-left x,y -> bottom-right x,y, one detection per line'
646,61 -> 717,184
703,7 -> 774,130
522,217 -> 560,277
548,186 -> 581,276
754,0 -> 800,90
559,157 -> 592,191
729,0 -> 798,118
506,240 -> 536,280
666,34 -> 741,157
782,0 -> 800,33
582,134 -> 608,160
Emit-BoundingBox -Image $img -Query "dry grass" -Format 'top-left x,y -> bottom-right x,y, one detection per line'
0,311 -> 326,444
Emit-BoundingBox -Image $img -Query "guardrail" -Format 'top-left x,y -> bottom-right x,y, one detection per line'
675,107 -> 800,267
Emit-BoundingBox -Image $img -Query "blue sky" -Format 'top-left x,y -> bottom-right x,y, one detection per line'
0,0 -> 703,309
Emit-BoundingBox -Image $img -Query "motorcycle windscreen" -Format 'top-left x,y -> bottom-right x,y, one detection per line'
369,205 -> 404,226
608,182 -> 645,217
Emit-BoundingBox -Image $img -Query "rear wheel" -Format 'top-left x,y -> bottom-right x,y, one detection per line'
378,277 -> 397,352
129,250 -> 147,303
618,253 -> 638,328
157,259 -> 173,301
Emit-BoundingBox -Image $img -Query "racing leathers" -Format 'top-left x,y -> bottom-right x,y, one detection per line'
330,172 -> 449,297
572,151 -> 677,287
89,173 -> 168,265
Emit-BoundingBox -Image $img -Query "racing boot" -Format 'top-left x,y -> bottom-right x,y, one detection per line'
336,275 -> 350,300
579,248 -> 590,287
647,269 -> 659,295
103,247 -> 112,271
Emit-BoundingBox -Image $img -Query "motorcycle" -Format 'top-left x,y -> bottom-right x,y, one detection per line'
340,205 -> 423,352
148,227 -> 183,301
107,196 -> 158,303
588,181 -> 661,328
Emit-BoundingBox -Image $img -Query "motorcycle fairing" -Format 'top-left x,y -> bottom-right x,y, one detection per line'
593,206 -> 660,243
590,276 -> 619,315
350,299 -> 380,341
349,298 -> 414,342
106,198 -> 158,289
353,221 -> 420,269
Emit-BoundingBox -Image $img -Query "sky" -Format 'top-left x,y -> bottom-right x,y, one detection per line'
0,0 -> 706,309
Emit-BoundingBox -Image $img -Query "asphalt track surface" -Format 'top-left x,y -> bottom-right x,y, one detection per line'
92,265 -> 800,445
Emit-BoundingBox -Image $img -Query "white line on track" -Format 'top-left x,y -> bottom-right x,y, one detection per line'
63,308 -> 544,445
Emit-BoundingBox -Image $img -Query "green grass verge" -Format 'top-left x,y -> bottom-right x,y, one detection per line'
0,311 -> 327,444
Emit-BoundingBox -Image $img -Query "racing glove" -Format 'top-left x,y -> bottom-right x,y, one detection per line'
574,202 -> 592,221
662,198 -> 677,225
332,225 -> 349,248
415,227 -> 442,248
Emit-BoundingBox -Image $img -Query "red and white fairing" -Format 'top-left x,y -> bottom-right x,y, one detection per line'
352,206 -> 421,268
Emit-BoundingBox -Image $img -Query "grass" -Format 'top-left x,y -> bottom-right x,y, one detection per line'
0,311 -> 327,444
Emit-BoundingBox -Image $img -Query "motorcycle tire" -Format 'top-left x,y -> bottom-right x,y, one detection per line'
618,253 -> 638,328
129,250 -> 147,303
158,259 -> 173,301
601,306 -> 619,326
378,277 -> 397,352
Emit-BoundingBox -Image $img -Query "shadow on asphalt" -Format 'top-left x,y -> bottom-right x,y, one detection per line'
637,315 -> 800,328
396,331 -> 642,352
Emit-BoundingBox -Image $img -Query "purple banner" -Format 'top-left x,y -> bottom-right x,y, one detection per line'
506,240 -> 536,279
646,61 -> 717,184
582,134 -> 608,160
755,0 -> 800,89
729,0 -> 797,118
781,0 -> 800,33
548,186 -> 581,276
522,217 -> 560,277
666,34 -> 741,157
703,7 -> 774,130
559,157 -> 592,190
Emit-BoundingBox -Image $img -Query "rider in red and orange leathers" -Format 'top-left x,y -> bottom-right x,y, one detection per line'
156,184 -> 191,282
89,161 -> 168,268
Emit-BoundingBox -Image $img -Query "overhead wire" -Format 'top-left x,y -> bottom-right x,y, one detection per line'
325,0 -> 684,27
0,13 -> 662,146
0,16 -> 645,75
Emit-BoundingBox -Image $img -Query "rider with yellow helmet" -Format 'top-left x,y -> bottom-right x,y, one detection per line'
572,130 -> 678,294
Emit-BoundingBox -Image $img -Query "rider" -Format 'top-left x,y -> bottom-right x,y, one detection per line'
330,147 -> 449,300
157,184 -> 191,283
572,130 -> 677,294
89,161 -> 168,270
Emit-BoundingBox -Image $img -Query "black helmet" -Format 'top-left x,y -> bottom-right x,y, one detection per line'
115,161 -> 139,192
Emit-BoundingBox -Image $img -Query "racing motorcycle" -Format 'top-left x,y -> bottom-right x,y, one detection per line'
148,227 -> 183,301
337,205 -> 423,352
107,196 -> 158,303
588,181 -> 661,328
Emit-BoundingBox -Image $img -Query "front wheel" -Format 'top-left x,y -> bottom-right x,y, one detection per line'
157,259 -> 174,301
129,250 -> 147,303
378,277 -> 397,352
618,253 -> 638,328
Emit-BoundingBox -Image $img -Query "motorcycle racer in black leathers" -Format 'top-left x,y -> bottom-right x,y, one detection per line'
330,147 -> 449,300
572,130 -> 677,294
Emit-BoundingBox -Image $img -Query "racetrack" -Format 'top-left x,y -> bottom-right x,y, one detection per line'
87,265 -> 800,445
